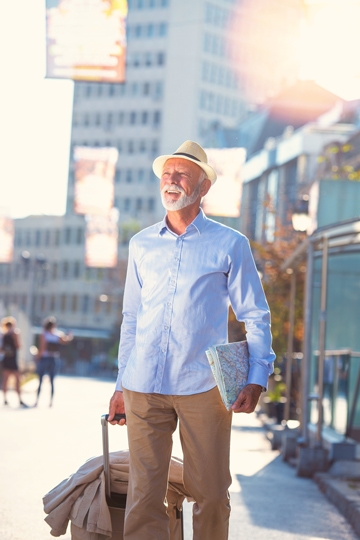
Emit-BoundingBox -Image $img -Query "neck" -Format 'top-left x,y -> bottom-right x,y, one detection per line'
166,205 -> 201,235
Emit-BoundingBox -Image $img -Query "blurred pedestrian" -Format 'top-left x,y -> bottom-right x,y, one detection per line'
35,316 -> 73,407
108,140 -> 275,540
1,316 -> 26,407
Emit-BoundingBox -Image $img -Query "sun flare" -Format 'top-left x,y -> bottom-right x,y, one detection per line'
299,0 -> 360,100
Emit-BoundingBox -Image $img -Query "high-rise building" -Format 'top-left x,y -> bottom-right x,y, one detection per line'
66,0 -> 262,228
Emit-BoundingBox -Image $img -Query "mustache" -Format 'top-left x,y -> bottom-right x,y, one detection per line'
161,183 -> 186,195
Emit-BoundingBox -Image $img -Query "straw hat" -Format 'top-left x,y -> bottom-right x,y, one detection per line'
152,140 -> 217,184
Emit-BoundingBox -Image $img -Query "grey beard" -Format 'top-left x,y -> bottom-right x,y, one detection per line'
161,183 -> 201,211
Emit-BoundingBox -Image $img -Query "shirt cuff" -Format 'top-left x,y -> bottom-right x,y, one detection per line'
115,371 -> 124,391
247,362 -> 270,390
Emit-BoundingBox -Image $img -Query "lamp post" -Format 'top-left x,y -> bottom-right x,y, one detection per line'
21,251 -> 48,365
283,199 -> 311,425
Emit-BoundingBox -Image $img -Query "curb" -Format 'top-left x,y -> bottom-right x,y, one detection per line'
315,473 -> 360,538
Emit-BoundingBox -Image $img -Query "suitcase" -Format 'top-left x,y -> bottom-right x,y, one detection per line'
101,414 -> 184,540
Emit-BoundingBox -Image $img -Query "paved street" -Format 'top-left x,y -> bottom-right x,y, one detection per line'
0,375 -> 357,540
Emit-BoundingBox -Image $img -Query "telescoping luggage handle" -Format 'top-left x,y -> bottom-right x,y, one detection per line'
101,414 -> 126,499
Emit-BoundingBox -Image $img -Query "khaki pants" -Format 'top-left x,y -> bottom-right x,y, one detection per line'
123,387 -> 232,540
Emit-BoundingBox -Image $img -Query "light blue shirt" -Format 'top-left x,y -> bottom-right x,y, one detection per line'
116,209 -> 275,394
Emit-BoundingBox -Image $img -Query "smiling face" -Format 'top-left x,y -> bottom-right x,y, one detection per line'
160,158 -> 210,212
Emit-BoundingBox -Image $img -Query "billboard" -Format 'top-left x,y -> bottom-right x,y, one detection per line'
73,146 -> 118,216
85,210 -> 119,268
46,0 -> 128,83
0,216 -> 14,263
202,148 -> 246,218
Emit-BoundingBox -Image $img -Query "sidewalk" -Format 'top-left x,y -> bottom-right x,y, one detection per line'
0,375 -> 358,539
259,414 -> 360,539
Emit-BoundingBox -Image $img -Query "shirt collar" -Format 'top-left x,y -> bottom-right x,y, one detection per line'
158,208 -> 207,237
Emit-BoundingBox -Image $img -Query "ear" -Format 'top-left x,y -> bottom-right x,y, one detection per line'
199,178 -> 212,197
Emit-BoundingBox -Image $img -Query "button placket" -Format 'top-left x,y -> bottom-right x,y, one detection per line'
154,236 -> 184,392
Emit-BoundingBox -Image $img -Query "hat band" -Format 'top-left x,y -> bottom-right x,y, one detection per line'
172,152 -> 201,162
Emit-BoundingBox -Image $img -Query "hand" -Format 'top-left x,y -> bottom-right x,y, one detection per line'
108,391 -> 126,425
231,384 -> 263,414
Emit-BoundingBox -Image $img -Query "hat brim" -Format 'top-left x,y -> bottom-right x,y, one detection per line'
153,155 -> 217,184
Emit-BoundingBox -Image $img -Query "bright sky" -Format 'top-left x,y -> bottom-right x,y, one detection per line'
0,1 -> 73,219
1,0 -> 360,219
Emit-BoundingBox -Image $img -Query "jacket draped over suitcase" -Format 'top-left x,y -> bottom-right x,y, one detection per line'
43,450 -> 192,539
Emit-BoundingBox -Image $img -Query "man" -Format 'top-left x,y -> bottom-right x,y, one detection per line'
108,140 -> 276,540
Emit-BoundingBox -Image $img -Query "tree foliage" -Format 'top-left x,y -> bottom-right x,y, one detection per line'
250,229 -> 306,362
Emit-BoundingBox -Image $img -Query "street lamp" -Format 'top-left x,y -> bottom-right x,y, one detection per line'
20,251 -> 48,364
283,199 -> 311,424
292,195 -> 311,233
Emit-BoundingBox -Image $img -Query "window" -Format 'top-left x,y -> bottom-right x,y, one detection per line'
128,140 -> 135,153
158,22 -> 167,36
55,230 -> 60,245
138,169 -> 145,183
141,111 -> 148,124
154,81 -> 163,99
82,294 -> 89,313
130,82 -> 139,95
49,294 -> 56,312
126,170 -> 133,183
76,227 -> 83,244
139,140 -> 146,153
147,24 -> 154,37
118,112 -> 124,124
72,295 -> 78,312
124,198 -> 131,212
143,82 -> 150,95
16,230 -> 22,247
153,111 -> 161,127
144,52 -> 152,66
133,53 -> 141,67
40,295 -> 46,312
35,230 -> 41,246
136,198 -> 143,211
64,227 -> 71,244
74,261 -> 80,278
157,52 -> 165,65
52,263 -> 58,280
45,230 -> 50,246
95,297 -> 101,313
148,198 -> 155,211
130,111 -> 137,124
63,261 -> 69,278
61,294 -> 67,312
115,169 -> 121,183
